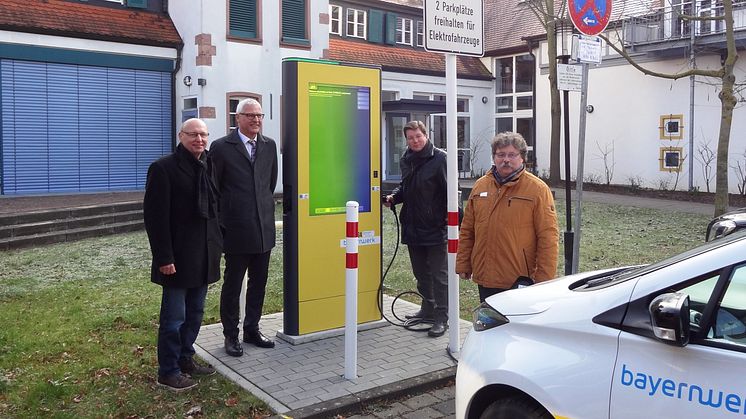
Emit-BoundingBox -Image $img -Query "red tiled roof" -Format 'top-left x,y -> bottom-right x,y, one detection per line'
328,38 -> 493,80
484,0 -> 547,54
0,0 -> 182,48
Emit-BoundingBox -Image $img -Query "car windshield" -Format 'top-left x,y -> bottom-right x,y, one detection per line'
575,230 -> 746,290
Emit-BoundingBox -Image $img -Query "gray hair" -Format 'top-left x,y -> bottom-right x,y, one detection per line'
491,131 -> 528,159
236,97 -> 262,113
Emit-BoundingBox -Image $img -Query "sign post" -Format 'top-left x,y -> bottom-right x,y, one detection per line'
566,0 -> 610,274
424,0 -> 483,357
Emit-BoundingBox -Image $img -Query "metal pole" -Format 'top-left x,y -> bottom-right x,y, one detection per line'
689,17 -> 696,190
344,201 -> 359,380
559,54 -> 574,276
571,63 -> 589,274
445,53 -> 460,356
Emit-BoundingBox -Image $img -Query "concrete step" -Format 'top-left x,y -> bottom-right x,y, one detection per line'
0,219 -> 144,251
0,210 -> 143,240
0,200 -> 144,250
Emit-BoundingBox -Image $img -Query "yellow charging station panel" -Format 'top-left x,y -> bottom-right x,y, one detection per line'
282,59 -> 382,335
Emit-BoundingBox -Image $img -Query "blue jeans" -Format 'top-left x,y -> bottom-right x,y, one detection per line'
157,284 -> 208,377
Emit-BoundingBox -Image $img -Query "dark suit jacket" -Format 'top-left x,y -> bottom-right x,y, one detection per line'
143,144 -> 223,288
208,130 -> 278,254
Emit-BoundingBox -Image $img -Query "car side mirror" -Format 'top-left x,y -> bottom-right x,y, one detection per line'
649,293 -> 690,347
706,219 -> 737,242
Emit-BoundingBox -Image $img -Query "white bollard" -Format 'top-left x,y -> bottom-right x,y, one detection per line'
344,201 -> 359,380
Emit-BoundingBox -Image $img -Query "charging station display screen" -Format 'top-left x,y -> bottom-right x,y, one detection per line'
308,83 -> 371,215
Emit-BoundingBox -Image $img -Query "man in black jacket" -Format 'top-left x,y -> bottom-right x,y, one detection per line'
144,118 -> 222,391
385,121 -> 449,337
209,98 -> 278,356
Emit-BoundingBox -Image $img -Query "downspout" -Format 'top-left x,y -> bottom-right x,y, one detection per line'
171,45 -> 182,152
527,39 -> 538,173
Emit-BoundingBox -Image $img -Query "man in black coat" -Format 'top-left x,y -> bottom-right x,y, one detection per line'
209,98 -> 278,356
143,118 -> 222,391
385,121 -> 449,337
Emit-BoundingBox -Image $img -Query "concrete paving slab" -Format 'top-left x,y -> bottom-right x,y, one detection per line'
194,295 -> 470,418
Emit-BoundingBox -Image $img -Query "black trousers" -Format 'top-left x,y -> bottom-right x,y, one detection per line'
478,285 -> 506,303
408,243 -> 448,322
220,251 -> 271,338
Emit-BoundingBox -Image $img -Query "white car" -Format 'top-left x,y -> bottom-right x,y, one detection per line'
456,231 -> 746,419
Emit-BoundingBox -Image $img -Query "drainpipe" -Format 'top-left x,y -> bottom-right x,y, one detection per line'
688,15 -> 695,191
171,46 -> 182,152
527,39 -> 538,173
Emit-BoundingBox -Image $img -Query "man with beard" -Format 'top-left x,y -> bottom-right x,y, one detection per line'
456,132 -> 559,302
385,121 -> 449,337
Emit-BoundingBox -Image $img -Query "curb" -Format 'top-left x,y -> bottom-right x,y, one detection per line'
270,366 -> 457,419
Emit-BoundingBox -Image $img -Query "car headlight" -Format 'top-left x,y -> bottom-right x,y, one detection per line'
472,302 -> 509,331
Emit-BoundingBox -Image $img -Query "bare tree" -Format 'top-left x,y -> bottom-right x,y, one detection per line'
731,149 -> 746,195
594,140 -> 615,185
600,0 -> 738,216
695,140 -> 716,192
521,0 -> 567,186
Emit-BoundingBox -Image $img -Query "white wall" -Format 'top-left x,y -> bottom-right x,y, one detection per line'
534,46 -> 746,193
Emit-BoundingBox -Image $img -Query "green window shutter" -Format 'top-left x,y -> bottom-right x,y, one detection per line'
385,12 -> 397,45
229,0 -> 257,39
368,10 -> 384,44
282,0 -> 309,45
127,0 -> 147,8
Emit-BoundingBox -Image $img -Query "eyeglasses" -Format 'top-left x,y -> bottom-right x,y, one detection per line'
182,131 -> 210,138
495,152 -> 521,160
239,112 -> 265,120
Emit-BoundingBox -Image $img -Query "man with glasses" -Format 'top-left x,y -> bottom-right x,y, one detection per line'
144,118 -> 221,391
456,132 -> 559,302
209,98 -> 278,356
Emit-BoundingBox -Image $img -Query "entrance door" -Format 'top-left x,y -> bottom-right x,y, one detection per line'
385,113 -> 409,180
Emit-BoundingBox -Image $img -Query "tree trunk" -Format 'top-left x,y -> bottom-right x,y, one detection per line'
714,0 -> 738,216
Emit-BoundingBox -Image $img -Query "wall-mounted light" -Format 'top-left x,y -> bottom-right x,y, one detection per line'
482,96 -> 488,104
586,104 -> 594,113
197,78 -> 207,86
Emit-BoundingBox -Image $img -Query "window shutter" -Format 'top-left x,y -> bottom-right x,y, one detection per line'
385,13 -> 397,45
229,0 -> 257,39
368,10 -> 384,43
127,0 -> 147,9
282,0 -> 309,45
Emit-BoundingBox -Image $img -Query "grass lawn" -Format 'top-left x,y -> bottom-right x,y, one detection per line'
0,199 -> 709,417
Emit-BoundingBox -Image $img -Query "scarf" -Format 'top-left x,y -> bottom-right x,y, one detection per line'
178,144 -> 216,219
492,164 -> 525,185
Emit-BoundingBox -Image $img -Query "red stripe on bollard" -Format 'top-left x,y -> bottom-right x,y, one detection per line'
346,222 -> 358,238
448,239 -> 458,254
448,211 -> 459,226
346,253 -> 358,269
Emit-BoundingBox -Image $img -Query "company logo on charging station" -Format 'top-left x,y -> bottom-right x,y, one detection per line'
340,230 -> 380,247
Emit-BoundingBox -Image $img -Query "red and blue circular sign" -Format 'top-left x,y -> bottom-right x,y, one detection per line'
568,0 -> 611,36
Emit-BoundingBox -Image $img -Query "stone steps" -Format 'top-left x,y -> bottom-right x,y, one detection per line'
0,201 -> 143,251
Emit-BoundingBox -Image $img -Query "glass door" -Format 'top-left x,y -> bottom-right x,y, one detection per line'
385,113 -> 409,180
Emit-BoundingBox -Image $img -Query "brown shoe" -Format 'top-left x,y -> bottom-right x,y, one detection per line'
179,358 -> 216,376
157,373 -> 197,392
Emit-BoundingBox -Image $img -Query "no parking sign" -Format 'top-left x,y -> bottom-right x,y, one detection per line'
568,0 -> 611,36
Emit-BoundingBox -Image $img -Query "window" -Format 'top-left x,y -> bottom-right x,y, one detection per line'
229,0 -> 258,39
396,17 -> 413,45
227,94 -> 261,133
494,54 -> 535,163
660,147 -> 683,172
282,0 -> 308,45
416,21 -> 424,46
329,5 -> 342,35
660,114 -> 684,140
347,8 -> 367,39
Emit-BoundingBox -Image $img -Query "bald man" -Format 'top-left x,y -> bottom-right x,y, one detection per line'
144,118 -> 223,391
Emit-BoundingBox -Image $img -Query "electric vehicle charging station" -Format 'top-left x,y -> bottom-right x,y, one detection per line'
281,58 -> 382,336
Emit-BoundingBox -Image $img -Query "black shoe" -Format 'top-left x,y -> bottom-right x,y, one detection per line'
157,373 -> 197,392
179,358 -> 216,376
243,330 -> 275,348
428,321 -> 448,337
405,309 -> 434,321
224,337 -> 244,357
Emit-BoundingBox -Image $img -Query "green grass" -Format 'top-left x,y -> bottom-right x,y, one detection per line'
0,200 -> 709,417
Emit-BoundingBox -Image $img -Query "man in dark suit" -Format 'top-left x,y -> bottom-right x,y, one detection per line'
209,98 -> 278,356
144,118 -> 222,391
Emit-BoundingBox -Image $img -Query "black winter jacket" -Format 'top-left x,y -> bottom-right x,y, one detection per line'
392,141 -> 448,246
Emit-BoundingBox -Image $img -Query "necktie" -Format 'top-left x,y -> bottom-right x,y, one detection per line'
249,140 -> 256,163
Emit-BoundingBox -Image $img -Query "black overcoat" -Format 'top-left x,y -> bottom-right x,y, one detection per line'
208,130 -> 278,254
143,145 -> 223,288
